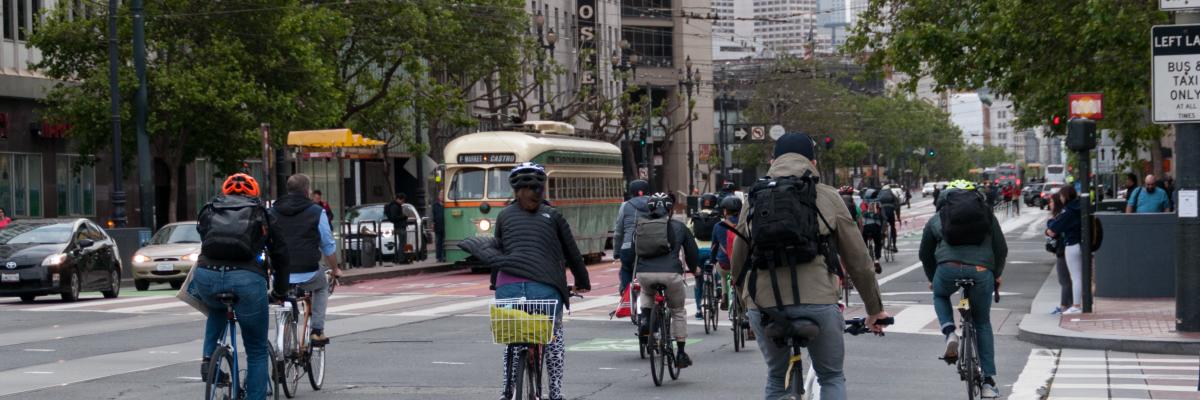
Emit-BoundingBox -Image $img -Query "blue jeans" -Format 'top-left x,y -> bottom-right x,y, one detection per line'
617,248 -> 635,296
748,304 -> 846,400
190,268 -> 270,400
932,263 -> 997,378
693,262 -> 714,313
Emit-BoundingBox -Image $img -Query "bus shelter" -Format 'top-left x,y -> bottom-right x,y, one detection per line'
287,128 -> 386,228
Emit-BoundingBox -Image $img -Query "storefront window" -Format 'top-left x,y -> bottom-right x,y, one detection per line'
0,153 -> 43,217
56,154 -> 93,216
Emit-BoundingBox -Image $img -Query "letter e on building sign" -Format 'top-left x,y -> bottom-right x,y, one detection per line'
1068,93 -> 1103,120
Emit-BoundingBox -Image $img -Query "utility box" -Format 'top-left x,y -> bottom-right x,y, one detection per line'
1094,213 -> 1176,297
104,227 -> 153,279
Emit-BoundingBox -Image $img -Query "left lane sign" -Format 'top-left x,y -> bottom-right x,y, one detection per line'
1153,24 -> 1200,123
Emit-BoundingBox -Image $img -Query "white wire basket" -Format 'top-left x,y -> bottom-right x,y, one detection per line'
488,298 -> 559,345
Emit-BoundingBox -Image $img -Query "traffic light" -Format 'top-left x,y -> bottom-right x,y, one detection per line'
823,136 -> 833,150
639,129 -> 647,146
927,148 -> 936,157
1052,115 -> 1062,126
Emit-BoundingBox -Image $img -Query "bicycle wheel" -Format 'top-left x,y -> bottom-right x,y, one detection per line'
962,325 -> 980,400
267,345 -> 282,400
789,354 -> 806,399
205,346 -> 235,400
663,307 -> 680,381
648,305 -> 664,386
732,300 -> 744,352
306,345 -> 325,390
511,348 -> 527,400
701,272 -> 713,334
280,317 -> 302,398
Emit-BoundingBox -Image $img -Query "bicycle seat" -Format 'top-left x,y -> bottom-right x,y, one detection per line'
954,279 -> 976,288
764,316 -> 821,345
214,292 -> 239,305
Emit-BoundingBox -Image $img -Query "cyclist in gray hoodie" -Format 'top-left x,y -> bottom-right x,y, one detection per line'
613,180 -> 650,295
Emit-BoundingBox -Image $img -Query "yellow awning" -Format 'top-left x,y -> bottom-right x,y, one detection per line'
287,129 -> 386,148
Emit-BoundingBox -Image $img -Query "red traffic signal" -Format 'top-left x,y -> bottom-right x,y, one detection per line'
823,136 -> 833,150
1052,115 -> 1061,126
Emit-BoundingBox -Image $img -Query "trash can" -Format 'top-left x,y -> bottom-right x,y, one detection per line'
345,233 -> 377,268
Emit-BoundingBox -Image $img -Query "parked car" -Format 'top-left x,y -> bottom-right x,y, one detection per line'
0,219 -> 123,302
1023,183 -> 1045,207
343,203 -> 431,263
130,222 -> 200,291
922,182 -> 937,197
1039,182 -> 1065,209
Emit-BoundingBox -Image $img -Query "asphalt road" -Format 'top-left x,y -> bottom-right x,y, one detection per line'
0,200 -> 1108,399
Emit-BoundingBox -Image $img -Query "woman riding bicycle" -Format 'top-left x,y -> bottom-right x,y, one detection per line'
191,173 -> 291,400
489,162 -> 591,400
918,180 -> 1008,398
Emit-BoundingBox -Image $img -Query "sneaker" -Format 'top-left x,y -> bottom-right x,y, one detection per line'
981,382 -> 1000,398
200,357 -> 211,383
695,312 -> 704,320
943,332 -> 960,362
1063,306 -> 1083,315
1050,306 -> 1064,315
675,351 -> 693,368
310,329 -> 330,346
719,298 -> 729,311
874,261 -> 882,274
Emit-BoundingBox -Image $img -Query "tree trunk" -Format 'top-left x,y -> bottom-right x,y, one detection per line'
1150,138 -> 1165,178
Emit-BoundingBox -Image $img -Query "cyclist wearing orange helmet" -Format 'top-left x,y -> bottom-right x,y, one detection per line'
193,172 -> 290,400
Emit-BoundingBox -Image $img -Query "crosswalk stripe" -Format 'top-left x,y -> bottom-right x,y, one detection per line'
1054,373 -> 1198,380
24,296 -> 163,311
325,295 -> 429,314
566,295 -> 621,312
1056,364 -> 1199,371
393,298 -> 494,316
1010,349 -> 1060,400
1050,383 -> 1198,392
105,301 -> 191,314
889,304 -> 938,334
0,314 -> 201,347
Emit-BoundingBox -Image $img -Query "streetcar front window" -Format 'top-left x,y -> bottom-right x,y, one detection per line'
448,168 -> 486,200
487,168 -> 513,199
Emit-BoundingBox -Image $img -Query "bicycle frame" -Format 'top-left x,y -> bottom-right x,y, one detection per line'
220,306 -> 241,399
954,282 -> 983,399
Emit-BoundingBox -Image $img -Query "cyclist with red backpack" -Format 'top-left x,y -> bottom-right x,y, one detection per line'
191,173 -> 290,400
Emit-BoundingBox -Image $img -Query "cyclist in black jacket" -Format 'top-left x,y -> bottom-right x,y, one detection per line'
490,162 -> 591,400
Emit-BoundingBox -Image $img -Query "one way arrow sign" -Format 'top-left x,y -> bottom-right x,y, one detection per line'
734,128 -> 748,140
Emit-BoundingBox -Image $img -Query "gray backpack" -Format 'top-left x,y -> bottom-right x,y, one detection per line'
634,216 -> 674,258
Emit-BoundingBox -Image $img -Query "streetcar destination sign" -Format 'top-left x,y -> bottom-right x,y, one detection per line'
1152,24 -> 1200,123
457,153 -> 517,164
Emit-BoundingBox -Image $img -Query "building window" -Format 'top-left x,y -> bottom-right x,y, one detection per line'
55,155 -> 93,217
622,0 -> 671,18
17,0 -> 27,40
3,0 -> 14,40
0,153 -> 43,217
622,26 -> 673,68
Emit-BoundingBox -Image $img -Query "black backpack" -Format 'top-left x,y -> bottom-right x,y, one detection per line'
746,173 -> 833,268
691,212 -> 721,241
200,195 -> 268,261
938,190 -> 992,245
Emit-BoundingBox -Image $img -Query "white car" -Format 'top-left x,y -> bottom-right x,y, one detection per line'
343,203 -> 430,263
922,182 -> 937,197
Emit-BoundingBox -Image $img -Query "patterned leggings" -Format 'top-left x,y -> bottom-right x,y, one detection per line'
502,322 -> 566,399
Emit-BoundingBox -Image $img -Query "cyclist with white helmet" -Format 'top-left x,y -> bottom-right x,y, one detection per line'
634,193 -> 701,368
489,162 -> 591,400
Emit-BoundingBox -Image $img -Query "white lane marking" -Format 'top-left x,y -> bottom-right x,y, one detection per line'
431,361 -> 466,365
22,372 -> 53,375
393,298 -> 494,317
888,304 -> 939,334
877,262 -> 923,286
880,291 -> 1021,297
877,213 -> 1045,287
325,295 -> 430,314
1051,383 -> 1199,392
1055,364 -> 1199,371
1020,217 -> 1045,239
177,377 -> 202,381
565,295 -> 621,312
22,349 -> 55,352
1009,348 -> 1058,400
105,301 -> 190,314
24,296 -> 162,311
1054,373 -> 1198,380
1056,357 -> 1198,364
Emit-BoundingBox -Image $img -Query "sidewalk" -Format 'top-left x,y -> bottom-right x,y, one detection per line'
338,258 -> 459,285
1018,270 -> 1200,355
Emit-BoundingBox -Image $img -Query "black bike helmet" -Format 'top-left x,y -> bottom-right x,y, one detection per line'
700,193 -> 719,210
508,162 -> 547,190
647,192 -> 673,218
628,179 -> 649,197
719,196 -> 742,213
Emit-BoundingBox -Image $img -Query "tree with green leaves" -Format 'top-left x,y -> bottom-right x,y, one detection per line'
33,0 -> 345,221
846,0 -> 1168,175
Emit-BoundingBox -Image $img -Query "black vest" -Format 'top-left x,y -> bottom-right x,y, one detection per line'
270,197 -> 323,273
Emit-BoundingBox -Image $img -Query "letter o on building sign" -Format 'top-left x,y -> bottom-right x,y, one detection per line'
579,5 -> 593,19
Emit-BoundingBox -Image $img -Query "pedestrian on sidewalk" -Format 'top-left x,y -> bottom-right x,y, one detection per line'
384,193 -> 410,264
1125,175 -> 1173,214
1047,185 -> 1083,315
1046,195 -> 1072,314
0,207 -> 10,229
311,190 -> 334,225
432,199 -> 445,262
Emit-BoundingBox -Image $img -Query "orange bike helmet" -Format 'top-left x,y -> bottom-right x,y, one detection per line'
222,173 -> 260,197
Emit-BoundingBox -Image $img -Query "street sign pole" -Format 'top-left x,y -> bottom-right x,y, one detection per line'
1153,15 -> 1200,332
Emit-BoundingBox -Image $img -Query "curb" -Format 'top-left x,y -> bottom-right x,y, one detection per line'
338,262 -> 464,285
1017,268 -> 1200,355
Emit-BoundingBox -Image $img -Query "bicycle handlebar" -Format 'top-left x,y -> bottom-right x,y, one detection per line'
844,317 -> 895,336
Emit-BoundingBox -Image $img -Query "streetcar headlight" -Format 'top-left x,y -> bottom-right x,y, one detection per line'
477,219 -> 492,232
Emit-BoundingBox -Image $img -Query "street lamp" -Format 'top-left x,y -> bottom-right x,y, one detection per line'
533,11 -> 557,117
679,55 -> 700,195
613,41 -> 640,180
